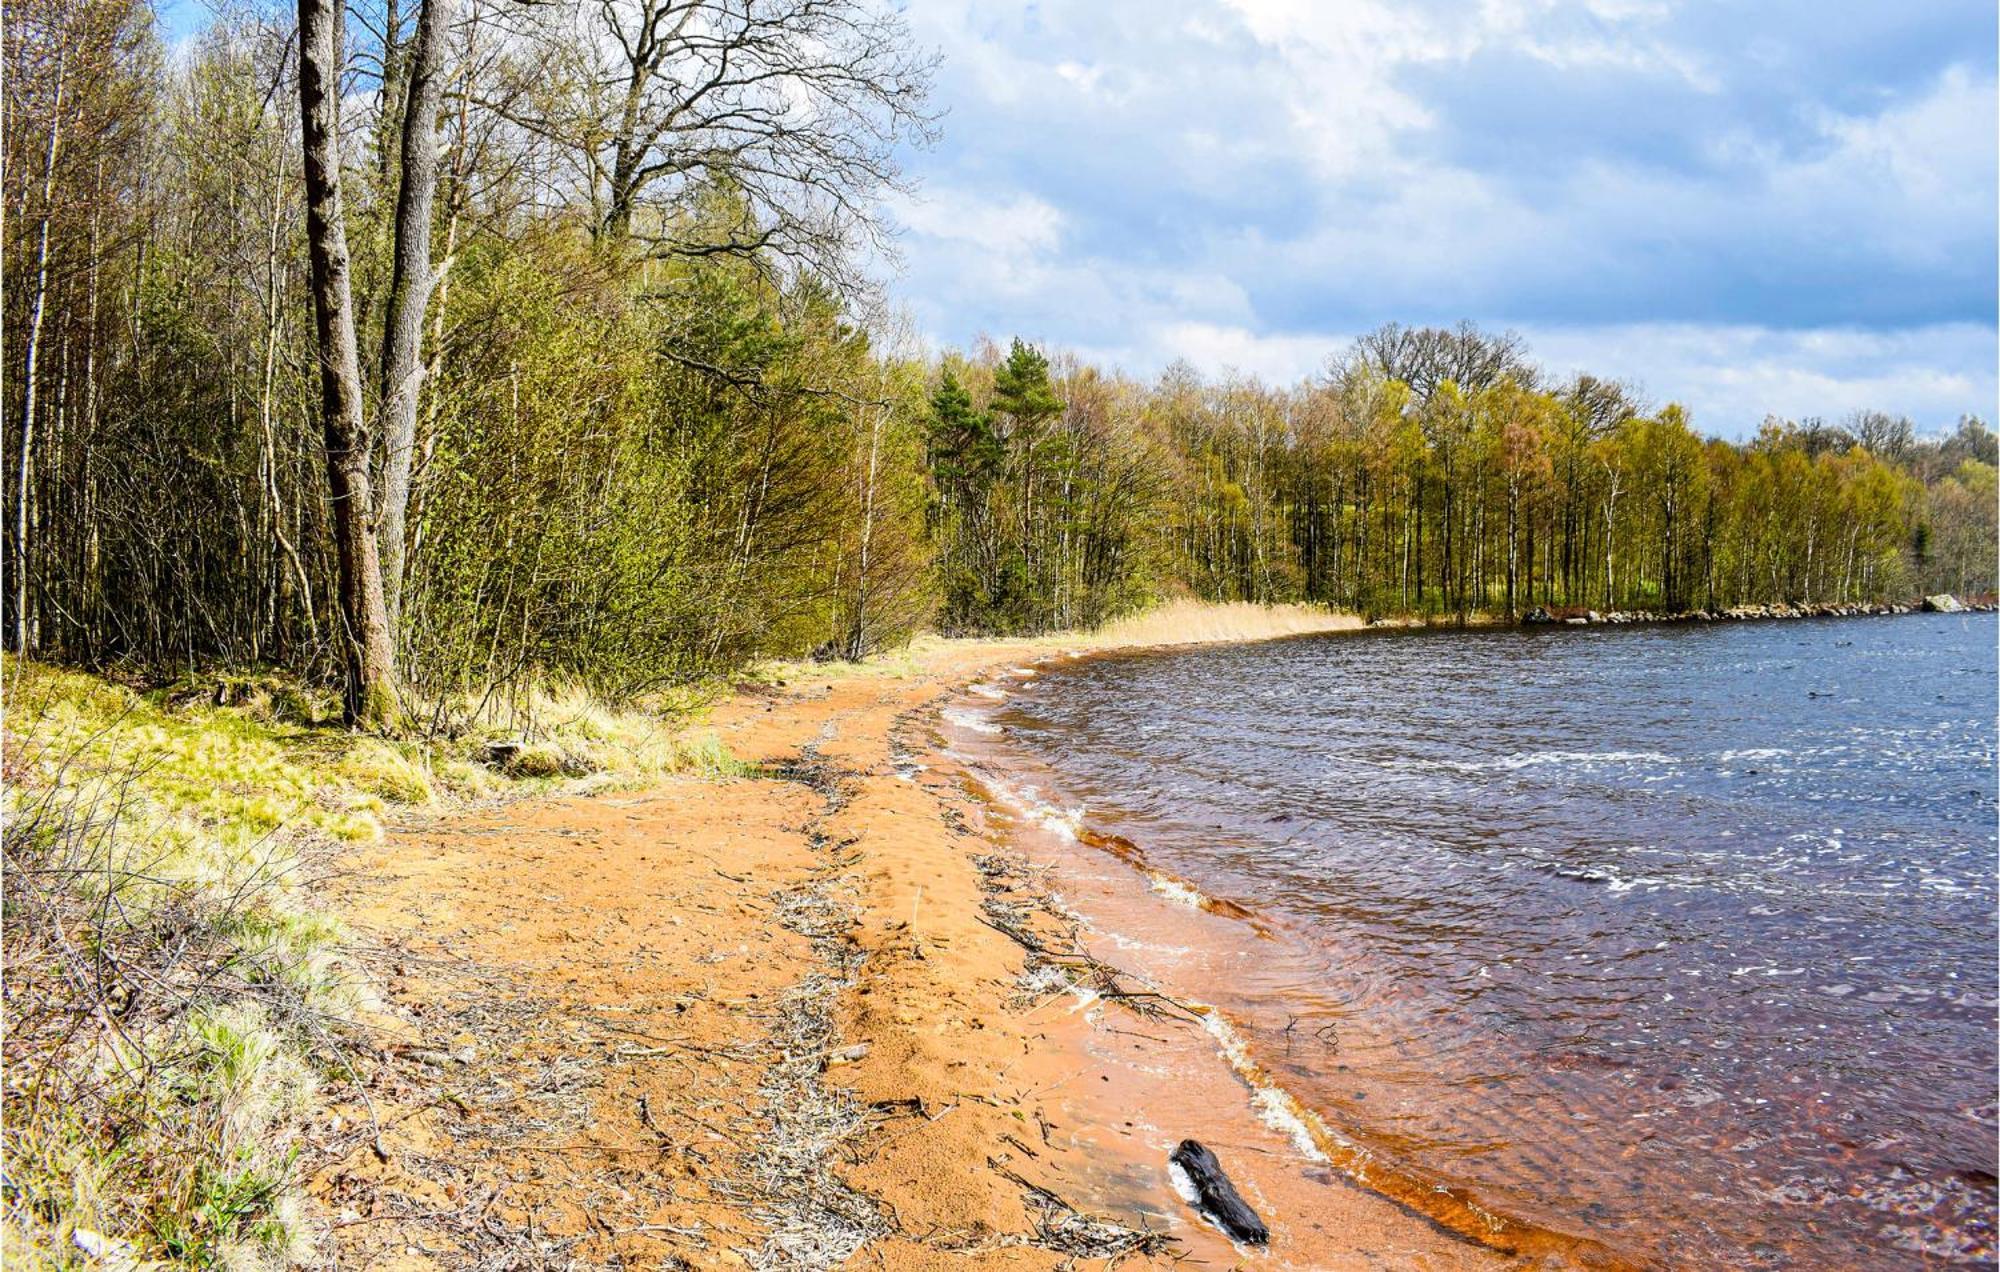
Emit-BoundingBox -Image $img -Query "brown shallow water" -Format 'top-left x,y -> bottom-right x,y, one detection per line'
941,616 -> 1999,1270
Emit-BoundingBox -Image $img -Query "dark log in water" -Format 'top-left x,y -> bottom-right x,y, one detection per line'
1171,1139 -> 1268,1245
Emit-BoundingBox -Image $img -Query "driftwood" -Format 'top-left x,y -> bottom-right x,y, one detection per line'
1170,1139 -> 1268,1245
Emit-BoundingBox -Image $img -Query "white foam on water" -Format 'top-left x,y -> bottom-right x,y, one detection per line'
1194,1008 -> 1350,1170
1098,928 -> 1197,957
1720,747 -> 1790,762
1605,873 -> 1667,894
1491,749 -> 1676,771
984,772 -> 1086,842
941,707 -> 1003,735
1413,749 -> 1678,774
1024,794 -> 1086,841
1147,872 -> 1210,910
968,683 -> 1009,700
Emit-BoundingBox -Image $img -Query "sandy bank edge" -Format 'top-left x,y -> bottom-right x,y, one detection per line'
312,602 -> 1514,1270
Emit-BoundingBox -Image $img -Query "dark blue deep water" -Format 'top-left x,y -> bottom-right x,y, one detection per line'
995,613 -> 1998,1268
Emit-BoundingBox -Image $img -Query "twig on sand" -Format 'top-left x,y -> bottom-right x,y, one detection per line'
979,1160 -> 1180,1265
971,856 -> 1201,1022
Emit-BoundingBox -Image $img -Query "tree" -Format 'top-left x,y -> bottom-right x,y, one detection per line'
1478,379 -> 1553,617
374,0 -> 453,626
504,0 -> 936,278
4,0 -> 153,653
990,338 -> 1063,625
1346,320 -> 1533,404
1847,409 -> 1915,463
298,0 -> 398,724
1628,405 -> 1706,608
925,368 -> 1002,627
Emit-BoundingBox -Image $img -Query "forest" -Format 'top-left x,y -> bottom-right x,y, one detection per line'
7,0 -> 1996,723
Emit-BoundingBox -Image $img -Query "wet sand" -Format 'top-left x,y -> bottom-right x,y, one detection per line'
312,605 -> 1551,1269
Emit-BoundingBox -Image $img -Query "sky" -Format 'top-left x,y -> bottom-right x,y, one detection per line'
883,0 -> 1999,437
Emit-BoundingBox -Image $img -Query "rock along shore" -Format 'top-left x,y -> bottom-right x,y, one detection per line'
1520,592 -> 1995,627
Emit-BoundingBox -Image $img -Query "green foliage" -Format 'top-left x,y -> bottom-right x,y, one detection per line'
991,338 -> 1063,429
15,10 -> 1988,695
926,371 -> 1002,495
1134,336 -> 1995,618
924,344 -> 1161,634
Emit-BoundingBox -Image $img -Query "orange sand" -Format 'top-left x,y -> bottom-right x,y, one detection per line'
314,612 -> 1567,1269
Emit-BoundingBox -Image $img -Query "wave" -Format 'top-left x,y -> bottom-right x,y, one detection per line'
1073,828 -> 1262,925
1186,1001 -> 1624,1266
1719,747 -> 1791,762
941,706 -> 1004,735
1418,749 -> 1677,774
948,693 -> 1633,1268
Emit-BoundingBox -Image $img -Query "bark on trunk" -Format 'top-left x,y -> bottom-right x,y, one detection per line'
300,0 -> 398,726
375,0 -> 452,627
14,49 -> 66,654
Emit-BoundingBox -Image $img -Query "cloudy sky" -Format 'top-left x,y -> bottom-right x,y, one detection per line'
883,0 -> 1998,437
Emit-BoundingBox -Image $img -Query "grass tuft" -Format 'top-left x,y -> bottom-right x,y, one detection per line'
414,677 -> 743,787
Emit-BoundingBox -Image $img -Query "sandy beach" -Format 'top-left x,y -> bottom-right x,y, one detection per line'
312,605 -> 1577,1269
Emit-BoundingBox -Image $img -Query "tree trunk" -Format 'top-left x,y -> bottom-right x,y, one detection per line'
848,400 -> 884,660
1505,477 -> 1519,618
300,0 -> 398,727
375,0 -> 452,628
14,49 -> 66,654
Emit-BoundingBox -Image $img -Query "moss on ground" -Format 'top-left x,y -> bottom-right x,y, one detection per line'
1,659 -> 737,1268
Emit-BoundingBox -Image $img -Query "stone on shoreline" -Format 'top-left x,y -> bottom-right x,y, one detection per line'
1516,596 -> 1994,628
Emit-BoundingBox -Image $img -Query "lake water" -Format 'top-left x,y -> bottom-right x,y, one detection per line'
955,613 -> 1998,1268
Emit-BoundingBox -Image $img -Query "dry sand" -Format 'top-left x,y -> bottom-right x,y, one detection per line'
314,604 -> 1572,1269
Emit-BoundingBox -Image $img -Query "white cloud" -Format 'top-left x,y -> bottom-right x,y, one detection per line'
890,188 -> 1064,256
883,0 -> 1996,435
1521,322 -> 1998,432
1154,321 -> 1337,383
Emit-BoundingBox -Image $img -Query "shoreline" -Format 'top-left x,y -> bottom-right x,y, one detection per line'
1518,594 -> 1995,627
938,671 -> 1633,1270
932,605 -> 1999,1271
307,600 -> 1993,1267
314,601 -> 1523,1269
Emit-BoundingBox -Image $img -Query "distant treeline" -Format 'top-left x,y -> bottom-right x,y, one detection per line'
6,0 -> 1994,716
927,333 -> 1996,632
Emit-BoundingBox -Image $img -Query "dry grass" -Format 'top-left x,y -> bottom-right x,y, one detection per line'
1061,599 -> 1364,650
2,662 -> 367,1269
406,678 -> 743,790
747,599 -> 1363,689
0,660 -> 736,1269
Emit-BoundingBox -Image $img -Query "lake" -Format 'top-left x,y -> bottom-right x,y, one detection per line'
953,612 -> 1998,1268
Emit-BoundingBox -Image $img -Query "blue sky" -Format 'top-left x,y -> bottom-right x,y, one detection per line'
885,0 -> 1999,436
